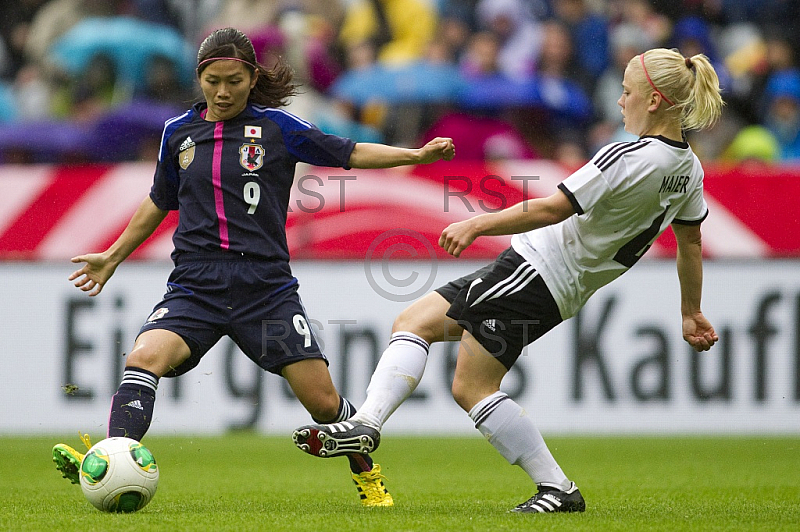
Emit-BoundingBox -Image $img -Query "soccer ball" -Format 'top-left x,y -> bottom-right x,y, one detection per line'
79,437 -> 159,512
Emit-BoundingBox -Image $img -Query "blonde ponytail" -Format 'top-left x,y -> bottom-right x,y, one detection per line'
637,48 -> 724,131
683,53 -> 724,130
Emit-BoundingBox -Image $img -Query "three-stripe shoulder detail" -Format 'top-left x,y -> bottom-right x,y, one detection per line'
592,140 -> 650,172
250,105 -> 315,130
159,110 -> 192,162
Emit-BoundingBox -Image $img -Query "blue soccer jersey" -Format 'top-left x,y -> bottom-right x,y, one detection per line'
151,102 -> 356,262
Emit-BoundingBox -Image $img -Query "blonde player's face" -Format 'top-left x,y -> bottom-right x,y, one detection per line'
618,62 -> 649,136
199,60 -> 258,122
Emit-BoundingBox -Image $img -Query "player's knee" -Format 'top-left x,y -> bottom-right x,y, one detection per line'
127,330 -> 192,377
127,346 -> 188,378
392,306 -> 419,333
392,306 -> 438,343
126,349 -> 162,376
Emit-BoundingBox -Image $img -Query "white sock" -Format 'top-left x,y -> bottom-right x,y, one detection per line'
350,332 -> 429,430
469,391 -> 570,490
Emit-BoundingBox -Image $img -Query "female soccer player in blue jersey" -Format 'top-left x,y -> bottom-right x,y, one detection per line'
52,27 -> 454,507
294,48 -> 723,513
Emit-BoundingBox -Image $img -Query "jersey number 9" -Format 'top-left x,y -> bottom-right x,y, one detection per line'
244,182 -> 260,214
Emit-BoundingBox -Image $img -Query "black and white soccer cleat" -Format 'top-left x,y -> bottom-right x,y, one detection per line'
292,421 -> 380,458
511,481 -> 586,513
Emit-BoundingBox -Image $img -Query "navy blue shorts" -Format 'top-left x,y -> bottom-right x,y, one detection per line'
138,253 -> 326,377
435,248 -> 563,370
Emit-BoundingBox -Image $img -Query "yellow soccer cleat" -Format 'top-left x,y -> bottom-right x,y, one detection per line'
52,433 -> 93,484
351,463 -> 394,507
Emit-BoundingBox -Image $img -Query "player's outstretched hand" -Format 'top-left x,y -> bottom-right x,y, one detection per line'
439,218 -> 479,258
418,137 -> 455,165
68,253 -> 119,296
682,312 -> 719,351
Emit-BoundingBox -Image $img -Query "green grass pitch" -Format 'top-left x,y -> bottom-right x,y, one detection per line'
3,434 -> 798,531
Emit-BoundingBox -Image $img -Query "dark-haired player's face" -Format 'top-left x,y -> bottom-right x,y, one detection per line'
199,60 -> 258,121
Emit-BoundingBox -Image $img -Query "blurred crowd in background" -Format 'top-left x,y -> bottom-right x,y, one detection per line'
0,0 -> 799,166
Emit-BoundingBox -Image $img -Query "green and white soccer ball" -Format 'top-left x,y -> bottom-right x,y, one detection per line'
79,437 -> 159,513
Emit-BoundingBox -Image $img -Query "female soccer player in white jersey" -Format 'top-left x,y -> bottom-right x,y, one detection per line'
294,48 -> 723,513
52,27 -> 454,507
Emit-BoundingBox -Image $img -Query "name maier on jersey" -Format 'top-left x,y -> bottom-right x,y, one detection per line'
658,175 -> 691,194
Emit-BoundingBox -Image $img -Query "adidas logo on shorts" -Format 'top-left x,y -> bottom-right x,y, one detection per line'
123,400 -> 144,410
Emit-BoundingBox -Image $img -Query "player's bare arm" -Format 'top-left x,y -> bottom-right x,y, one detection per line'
673,222 -> 718,351
439,191 -> 575,257
348,137 -> 455,168
69,196 -> 168,296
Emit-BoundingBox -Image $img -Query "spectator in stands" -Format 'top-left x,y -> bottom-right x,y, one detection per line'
50,52 -> 123,121
721,124 -> 780,164
338,0 -> 437,66
533,21 -> 593,156
762,70 -> 800,161
475,0 -> 542,79
752,31 -> 799,117
11,64 -> 52,121
720,28 -> 799,138
438,0 -> 482,32
610,0 -> 672,47
331,31 -> 465,145
206,0 -> 345,39
551,0 -> 610,88
24,0 -> 124,68
0,0 -> 793,167
536,20 -> 588,92
434,30 -> 537,161
0,0 -> 47,80
460,31 -> 502,78
156,0 -> 221,45
135,54 -> 194,108
0,39 -> 12,81
721,0 -> 800,32
436,2 -> 478,65
302,13 -> 345,92
327,40 -> 387,136
305,36 -> 384,143
127,0 -> 182,31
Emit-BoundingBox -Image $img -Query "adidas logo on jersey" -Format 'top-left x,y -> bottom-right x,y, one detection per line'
482,319 -> 497,332
123,400 -> 144,410
179,136 -> 195,151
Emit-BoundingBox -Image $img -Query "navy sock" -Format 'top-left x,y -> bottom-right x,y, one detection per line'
107,367 -> 158,441
314,396 -> 374,474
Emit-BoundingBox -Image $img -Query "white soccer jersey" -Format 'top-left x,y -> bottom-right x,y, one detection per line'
511,135 -> 708,319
